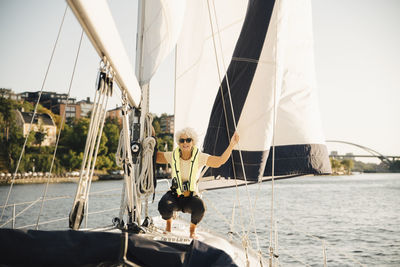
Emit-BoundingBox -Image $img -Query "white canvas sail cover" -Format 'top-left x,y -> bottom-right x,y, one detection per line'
176,0 -> 331,180
68,0 -> 141,107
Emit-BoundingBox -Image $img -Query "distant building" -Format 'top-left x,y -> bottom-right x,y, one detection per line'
58,103 -> 82,119
344,153 -> 355,160
19,91 -> 76,113
330,151 -> 338,158
77,97 -> 93,117
15,110 -> 57,146
106,106 -> 123,125
160,115 -> 174,134
19,90 -> 95,119
0,88 -> 22,101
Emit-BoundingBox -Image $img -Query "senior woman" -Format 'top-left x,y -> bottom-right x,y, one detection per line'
156,127 -> 239,238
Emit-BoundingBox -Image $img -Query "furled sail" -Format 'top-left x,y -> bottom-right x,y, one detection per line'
176,0 -> 331,181
137,0 -> 186,84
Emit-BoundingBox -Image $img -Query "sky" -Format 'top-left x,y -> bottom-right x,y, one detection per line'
0,0 -> 399,162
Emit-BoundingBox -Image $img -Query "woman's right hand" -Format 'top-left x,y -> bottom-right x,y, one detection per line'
230,132 -> 239,146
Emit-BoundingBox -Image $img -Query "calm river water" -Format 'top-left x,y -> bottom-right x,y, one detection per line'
1,173 -> 399,266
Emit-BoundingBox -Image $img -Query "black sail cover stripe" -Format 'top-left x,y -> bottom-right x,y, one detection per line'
203,0 -> 276,180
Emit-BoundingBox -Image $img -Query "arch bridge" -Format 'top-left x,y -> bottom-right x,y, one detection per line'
326,140 -> 399,166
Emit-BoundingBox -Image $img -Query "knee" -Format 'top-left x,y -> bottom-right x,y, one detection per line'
158,192 -> 176,218
191,198 -> 206,224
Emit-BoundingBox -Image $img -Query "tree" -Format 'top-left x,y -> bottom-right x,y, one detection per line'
103,118 -> 120,154
389,160 -> 400,173
0,98 -> 16,141
153,120 -> 161,135
34,127 -> 47,149
330,158 -> 342,173
61,150 -> 82,172
341,159 -> 354,175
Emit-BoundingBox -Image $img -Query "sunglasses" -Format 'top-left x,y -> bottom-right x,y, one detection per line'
179,138 -> 193,143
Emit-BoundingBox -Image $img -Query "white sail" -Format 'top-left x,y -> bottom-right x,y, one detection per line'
175,0 -> 331,179
174,0 -> 248,146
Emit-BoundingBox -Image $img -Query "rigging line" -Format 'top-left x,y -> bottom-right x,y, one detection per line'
71,78 -> 100,204
269,1 -> 282,264
206,0 -> 237,181
206,0 -> 246,240
0,198 -> 42,228
277,250 -> 311,267
209,0 -> 262,254
80,74 -> 108,193
0,188 -> 121,209
71,76 -> 100,207
0,4 -> 69,223
35,29 -> 85,230
16,208 -> 120,229
84,76 -> 111,228
201,195 -> 242,239
136,114 -> 156,218
77,60 -> 108,192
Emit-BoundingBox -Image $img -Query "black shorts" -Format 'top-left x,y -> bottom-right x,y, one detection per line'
158,191 -> 206,225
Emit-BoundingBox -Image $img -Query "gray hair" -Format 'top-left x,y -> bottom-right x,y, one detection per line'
175,127 -> 198,146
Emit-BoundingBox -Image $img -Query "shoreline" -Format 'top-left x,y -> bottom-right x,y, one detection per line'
0,176 -> 99,185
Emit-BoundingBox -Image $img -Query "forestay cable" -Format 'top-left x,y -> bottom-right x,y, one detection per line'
35,29 -> 85,230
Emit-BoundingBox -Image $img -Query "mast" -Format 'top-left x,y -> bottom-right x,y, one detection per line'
132,0 -> 148,225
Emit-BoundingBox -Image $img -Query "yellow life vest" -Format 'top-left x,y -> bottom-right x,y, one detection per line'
171,146 -> 199,196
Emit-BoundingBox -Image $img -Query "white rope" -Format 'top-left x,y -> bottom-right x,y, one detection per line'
269,1 -> 282,264
136,114 -> 155,198
116,128 -> 127,220
84,75 -> 111,227
115,92 -> 138,224
0,4 -> 69,224
70,61 -> 111,229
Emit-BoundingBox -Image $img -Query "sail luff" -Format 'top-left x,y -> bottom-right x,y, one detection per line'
174,0 -> 248,146
67,0 -> 141,108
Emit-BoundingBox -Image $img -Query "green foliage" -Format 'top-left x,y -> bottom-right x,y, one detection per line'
389,160 -> 400,172
153,120 -> 161,134
0,98 -> 122,173
341,159 -> 354,174
152,113 -> 174,152
0,98 -> 177,174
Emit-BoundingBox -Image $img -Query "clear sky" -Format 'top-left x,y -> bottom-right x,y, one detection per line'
0,0 -> 399,161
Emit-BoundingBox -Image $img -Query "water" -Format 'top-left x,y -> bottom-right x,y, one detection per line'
1,173 -> 399,266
